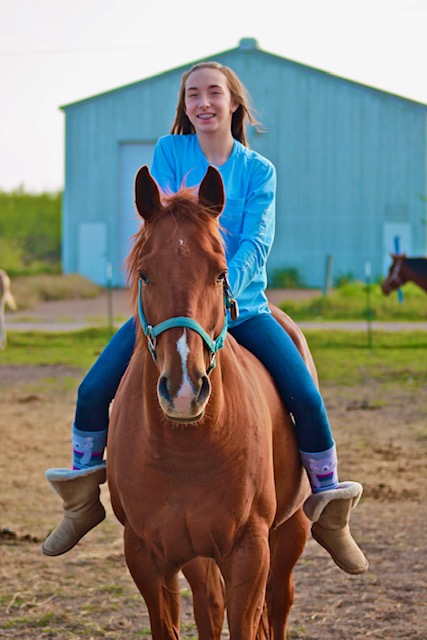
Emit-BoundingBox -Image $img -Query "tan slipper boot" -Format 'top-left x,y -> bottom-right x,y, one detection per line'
42,464 -> 106,556
303,481 -> 369,575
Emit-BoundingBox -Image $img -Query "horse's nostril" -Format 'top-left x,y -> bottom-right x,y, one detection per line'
158,375 -> 171,402
196,375 -> 211,406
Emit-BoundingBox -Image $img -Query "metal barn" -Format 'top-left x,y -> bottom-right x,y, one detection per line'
61,38 -> 427,287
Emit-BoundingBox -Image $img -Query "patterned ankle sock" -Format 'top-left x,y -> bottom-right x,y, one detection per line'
300,443 -> 339,493
72,425 -> 108,470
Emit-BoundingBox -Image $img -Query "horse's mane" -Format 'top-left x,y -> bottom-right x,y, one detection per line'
126,186 -> 225,314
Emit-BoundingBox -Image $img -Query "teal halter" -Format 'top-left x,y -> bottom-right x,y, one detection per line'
137,277 -> 238,372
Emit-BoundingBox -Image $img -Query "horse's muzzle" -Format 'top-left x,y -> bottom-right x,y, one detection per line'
157,374 -> 211,423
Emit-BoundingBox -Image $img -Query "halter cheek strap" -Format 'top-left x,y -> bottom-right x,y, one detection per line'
137,278 -> 233,372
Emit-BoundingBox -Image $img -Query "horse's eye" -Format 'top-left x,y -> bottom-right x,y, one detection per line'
216,272 -> 227,284
138,271 -> 150,284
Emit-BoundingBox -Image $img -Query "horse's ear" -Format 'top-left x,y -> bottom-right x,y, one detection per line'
199,166 -> 225,217
135,165 -> 162,221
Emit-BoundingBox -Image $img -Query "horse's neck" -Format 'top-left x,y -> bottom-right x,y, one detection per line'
405,259 -> 427,292
406,258 -> 427,274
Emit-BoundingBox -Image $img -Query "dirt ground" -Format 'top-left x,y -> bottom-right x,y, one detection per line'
6,289 -> 320,332
1,305 -> 426,638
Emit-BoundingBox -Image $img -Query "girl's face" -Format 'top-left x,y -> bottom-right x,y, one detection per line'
184,67 -> 238,138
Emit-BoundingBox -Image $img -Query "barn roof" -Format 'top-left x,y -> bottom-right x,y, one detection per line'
61,37 -> 427,111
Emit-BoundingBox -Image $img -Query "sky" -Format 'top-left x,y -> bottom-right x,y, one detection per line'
1,0 -> 426,193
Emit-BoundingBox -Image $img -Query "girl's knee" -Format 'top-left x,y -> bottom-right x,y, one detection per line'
77,377 -> 107,410
288,384 -> 325,419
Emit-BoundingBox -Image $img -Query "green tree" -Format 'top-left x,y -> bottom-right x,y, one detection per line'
0,189 -> 61,274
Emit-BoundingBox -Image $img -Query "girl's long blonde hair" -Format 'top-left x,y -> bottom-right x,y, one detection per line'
170,61 -> 261,148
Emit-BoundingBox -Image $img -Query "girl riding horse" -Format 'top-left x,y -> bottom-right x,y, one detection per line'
43,61 -> 368,577
108,165 -> 312,637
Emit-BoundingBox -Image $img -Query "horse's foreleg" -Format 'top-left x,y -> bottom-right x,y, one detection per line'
124,525 -> 180,639
218,524 -> 271,640
267,508 -> 309,639
182,557 -> 225,640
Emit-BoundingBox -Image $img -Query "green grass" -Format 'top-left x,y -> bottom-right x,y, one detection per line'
303,330 -> 427,385
2,328 -> 427,387
1,329 -> 112,369
280,281 -> 427,321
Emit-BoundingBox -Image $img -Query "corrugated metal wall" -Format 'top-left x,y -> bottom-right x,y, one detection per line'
62,40 -> 427,287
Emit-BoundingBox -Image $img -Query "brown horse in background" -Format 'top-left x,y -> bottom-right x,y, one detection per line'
0,269 -> 17,349
382,253 -> 427,295
108,166 -> 313,639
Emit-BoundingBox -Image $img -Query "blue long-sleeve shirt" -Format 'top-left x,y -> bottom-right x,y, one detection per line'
151,134 -> 276,327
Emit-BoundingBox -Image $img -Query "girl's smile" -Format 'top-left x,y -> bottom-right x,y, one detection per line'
184,67 -> 237,137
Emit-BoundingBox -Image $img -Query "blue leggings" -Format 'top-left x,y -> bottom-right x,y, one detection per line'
74,314 -> 333,453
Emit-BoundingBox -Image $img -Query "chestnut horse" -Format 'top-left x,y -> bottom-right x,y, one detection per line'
382,253 -> 427,295
108,166 -> 313,639
0,269 -> 17,349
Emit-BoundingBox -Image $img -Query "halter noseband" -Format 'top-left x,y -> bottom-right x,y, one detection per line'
137,275 -> 238,373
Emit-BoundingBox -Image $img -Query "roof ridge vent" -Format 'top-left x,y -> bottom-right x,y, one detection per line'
238,37 -> 258,51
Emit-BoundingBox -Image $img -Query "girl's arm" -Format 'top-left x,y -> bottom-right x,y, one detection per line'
227,161 -> 276,299
151,138 -> 276,299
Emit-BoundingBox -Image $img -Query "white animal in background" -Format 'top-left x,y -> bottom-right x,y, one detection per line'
0,269 -> 17,349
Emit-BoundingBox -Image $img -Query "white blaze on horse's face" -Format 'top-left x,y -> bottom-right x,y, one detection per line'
156,328 -> 211,423
173,330 -> 195,413
382,257 -> 403,294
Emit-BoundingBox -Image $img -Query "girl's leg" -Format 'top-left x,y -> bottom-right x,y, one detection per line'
42,318 -> 137,557
229,313 -> 368,574
72,317 -> 136,469
229,313 -> 338,490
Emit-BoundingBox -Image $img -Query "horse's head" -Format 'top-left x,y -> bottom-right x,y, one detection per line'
127,165 -> 228,423
381,253 -> 407,295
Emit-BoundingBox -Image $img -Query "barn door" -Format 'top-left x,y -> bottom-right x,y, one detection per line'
78,223 -> 108,286
118,143 -> 155,286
